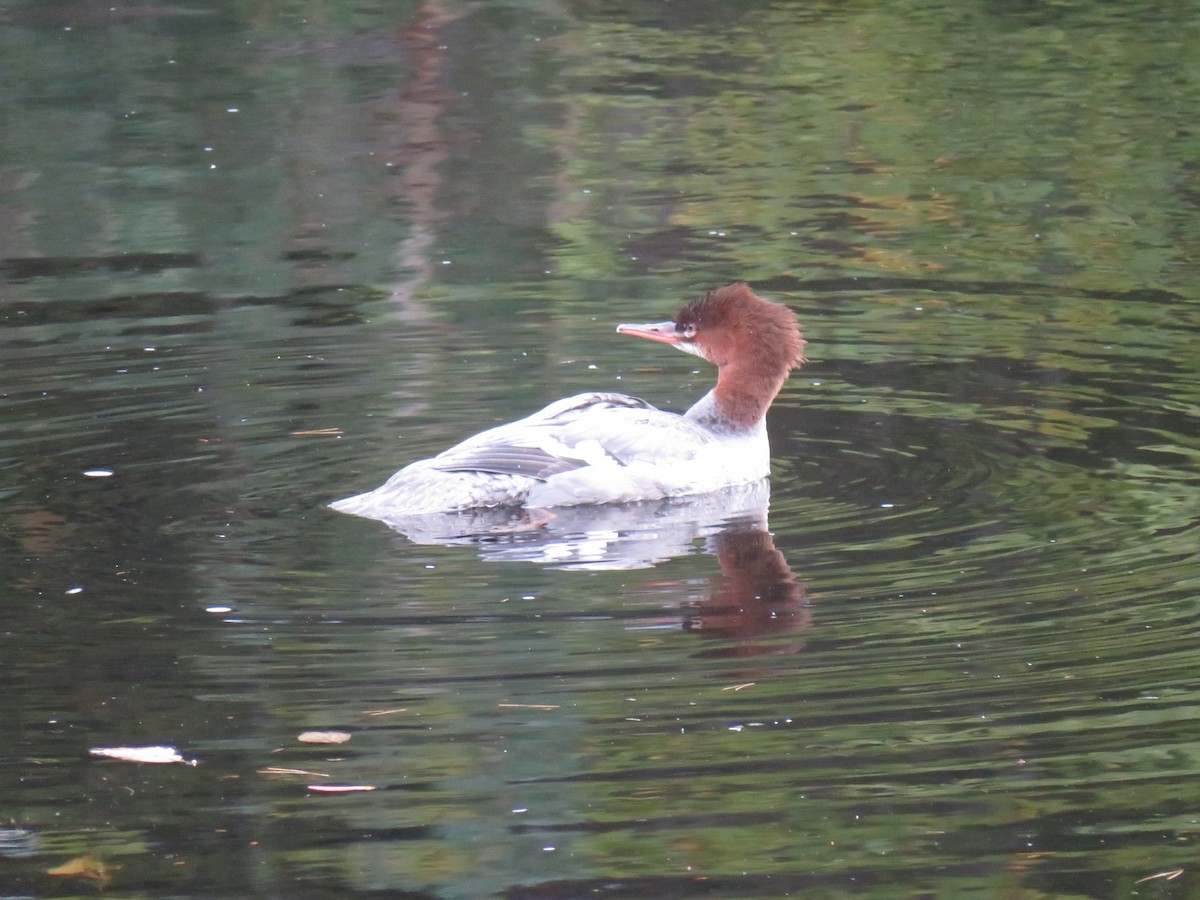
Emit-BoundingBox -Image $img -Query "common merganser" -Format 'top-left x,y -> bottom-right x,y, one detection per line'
330,283 -> 805,517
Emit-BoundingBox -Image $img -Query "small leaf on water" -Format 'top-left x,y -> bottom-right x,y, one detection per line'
47,855 -> 122,885
297,731 -> 351,744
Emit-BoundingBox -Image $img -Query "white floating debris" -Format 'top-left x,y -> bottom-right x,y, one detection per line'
89,745 -> 195,765
298,731 -> 351,745
83,469 -> 114,478
65,586 -> 84,595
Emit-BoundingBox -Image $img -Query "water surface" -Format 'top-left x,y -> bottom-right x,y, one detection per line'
2,1 -> 1199,897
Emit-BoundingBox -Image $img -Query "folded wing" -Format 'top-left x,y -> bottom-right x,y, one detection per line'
429,392 -> 712,481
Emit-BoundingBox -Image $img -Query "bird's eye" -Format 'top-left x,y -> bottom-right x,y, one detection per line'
680,323 -> 697,339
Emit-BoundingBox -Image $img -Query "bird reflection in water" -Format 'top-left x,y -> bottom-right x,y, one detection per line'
342,480 -> 811,653
681,522 -> 809,657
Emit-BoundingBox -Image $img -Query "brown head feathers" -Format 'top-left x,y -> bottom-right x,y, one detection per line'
672,283 -> 805,429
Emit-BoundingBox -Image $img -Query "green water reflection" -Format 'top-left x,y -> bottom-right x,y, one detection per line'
2,0 -> 1199,897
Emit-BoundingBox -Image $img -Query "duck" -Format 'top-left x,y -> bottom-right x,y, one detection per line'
330,283 -> 805,517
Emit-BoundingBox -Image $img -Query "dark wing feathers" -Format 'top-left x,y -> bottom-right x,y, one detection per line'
430,446 -> 588,479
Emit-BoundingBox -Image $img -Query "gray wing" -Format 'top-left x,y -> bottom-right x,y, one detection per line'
429,392 -> 711,480
431,445 -> 588,479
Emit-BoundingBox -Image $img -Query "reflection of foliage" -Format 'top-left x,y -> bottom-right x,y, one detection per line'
541,6 -> 1200,292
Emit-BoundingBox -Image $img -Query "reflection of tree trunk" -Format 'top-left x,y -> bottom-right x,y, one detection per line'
377,0 -> 471,316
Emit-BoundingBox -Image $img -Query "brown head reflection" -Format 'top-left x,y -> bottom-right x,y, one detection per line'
683,525 -> 810,657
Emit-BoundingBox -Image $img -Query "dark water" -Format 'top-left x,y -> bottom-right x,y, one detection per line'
3,1 -> 1199,897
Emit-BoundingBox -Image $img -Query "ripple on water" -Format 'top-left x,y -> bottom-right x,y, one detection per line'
4,274 -> 1198,897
